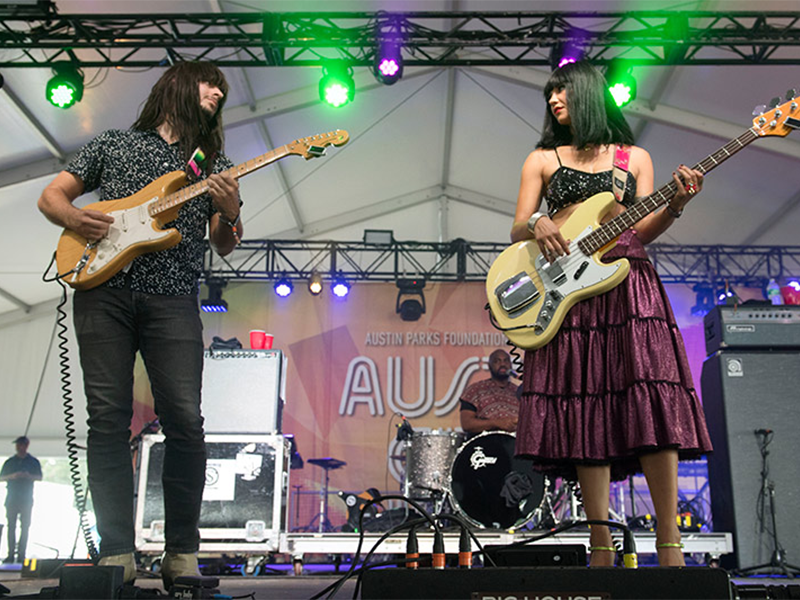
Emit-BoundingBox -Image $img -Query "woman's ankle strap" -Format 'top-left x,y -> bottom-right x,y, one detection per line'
656,542 -> 685,549
588,546 -> 616,552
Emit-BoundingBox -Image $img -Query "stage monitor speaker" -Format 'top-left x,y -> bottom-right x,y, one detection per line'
360,567 -> 732,599
700,350 -> 800,571
201,349 -> 284,433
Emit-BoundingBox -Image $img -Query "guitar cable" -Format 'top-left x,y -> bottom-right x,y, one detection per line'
45,257 -> 99,561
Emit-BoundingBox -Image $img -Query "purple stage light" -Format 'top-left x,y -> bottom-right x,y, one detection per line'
332,281 -> 350,298
378,58 -> 400,77
558,56 -> 577,69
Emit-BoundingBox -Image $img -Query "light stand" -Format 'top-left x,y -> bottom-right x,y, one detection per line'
737,429 -> 800,578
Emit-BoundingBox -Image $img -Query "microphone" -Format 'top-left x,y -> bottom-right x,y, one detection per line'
395,415 -> 414,442
754,429 -> 773,435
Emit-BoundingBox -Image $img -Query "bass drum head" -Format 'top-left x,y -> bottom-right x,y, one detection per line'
450,431 -> 544,530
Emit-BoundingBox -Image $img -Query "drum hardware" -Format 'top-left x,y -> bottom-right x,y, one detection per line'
307,457 -> 346,533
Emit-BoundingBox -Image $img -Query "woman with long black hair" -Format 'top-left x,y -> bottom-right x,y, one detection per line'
511,61 -> 713,567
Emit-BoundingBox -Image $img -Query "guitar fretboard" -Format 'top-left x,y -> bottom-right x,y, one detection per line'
577,127 -> 760,255
146,145 -> 292,218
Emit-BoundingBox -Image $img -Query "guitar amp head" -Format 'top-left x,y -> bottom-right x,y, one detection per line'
704,304 -> 800,355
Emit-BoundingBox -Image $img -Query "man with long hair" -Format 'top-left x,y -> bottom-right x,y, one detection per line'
38,61 -> 242,587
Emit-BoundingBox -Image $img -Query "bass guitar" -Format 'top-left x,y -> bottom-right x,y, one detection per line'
486,94 -> 799,351
56,130 -> 349,290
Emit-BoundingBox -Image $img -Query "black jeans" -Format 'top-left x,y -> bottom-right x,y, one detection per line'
74,284 -> 206,557
5,502 -> 32,560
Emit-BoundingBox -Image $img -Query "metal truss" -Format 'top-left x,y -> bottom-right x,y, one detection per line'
2,10 -> 800,69
202,240 -> 800,288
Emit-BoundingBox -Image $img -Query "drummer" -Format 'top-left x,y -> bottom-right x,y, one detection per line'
460,349 -> 519,435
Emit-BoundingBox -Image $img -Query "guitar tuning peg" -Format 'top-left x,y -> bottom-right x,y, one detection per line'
752,104 -> 767,116
787,89 -> 797,101
770,96 -> 781,108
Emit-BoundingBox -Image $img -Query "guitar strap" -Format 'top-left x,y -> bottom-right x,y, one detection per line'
186,146 -> 208,179
612,144 -> 631,202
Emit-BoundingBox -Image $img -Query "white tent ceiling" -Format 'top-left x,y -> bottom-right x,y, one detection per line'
2,0 -> 800,324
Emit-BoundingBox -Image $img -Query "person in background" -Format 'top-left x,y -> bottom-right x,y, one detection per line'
1,436 -> 42,564
460,349 -> 519,434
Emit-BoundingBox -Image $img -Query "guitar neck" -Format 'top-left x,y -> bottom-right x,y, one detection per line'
579,127 -> 761,254
148,145 -> 292,217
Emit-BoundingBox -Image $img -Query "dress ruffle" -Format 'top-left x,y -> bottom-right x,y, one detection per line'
516,230 -> 713,481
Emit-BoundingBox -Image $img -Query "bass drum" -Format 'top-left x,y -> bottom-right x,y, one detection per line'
449,431 -> 545,530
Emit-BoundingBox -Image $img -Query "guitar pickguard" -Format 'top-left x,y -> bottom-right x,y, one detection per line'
492,224 -> 625,341
85,200 -> 171,275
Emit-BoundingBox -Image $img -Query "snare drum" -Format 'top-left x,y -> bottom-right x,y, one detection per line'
449,431 -> 545,529
405,430 -> 464,499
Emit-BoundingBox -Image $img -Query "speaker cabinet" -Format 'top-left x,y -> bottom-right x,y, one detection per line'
201,349 -> 284,434
700,350 -> 800,570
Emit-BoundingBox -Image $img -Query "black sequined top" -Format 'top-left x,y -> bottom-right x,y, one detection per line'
544,151 -> 637,217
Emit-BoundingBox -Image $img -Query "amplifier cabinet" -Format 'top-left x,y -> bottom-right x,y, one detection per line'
704,305 -> 800,354
700,350 -> 800,570
134,433 -> 290,553
201,349 -> 285,434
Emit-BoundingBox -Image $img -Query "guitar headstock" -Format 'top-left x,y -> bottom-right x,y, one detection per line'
752,90 -> 800,138
287,130 -> 350,159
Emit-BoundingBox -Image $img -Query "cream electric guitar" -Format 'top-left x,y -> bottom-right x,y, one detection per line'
56,130 -> 350,290
486,94 -> 800,351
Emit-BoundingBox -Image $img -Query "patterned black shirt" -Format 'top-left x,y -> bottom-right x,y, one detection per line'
66,128 -> 235,296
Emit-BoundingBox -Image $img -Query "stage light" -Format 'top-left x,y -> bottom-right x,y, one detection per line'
274,278 -> 293,298
396,277 -> 426,322
201,280 -> 228,313
308,271 -> 323,296
549,41 -> 583,71
374,42 -> 403,85
690,283 -> 714,318
319,61 -> 355,108
363,229 -> 394,245
605,61 -> 637,107
332,277 -> 351,298
46,62 -> 84,109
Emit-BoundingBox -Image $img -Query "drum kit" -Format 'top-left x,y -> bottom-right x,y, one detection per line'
397,429 -> 585,530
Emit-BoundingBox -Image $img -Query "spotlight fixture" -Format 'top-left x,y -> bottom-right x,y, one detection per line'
274,278 -> 293,298
319,61 -> 355,108
396,277 -> 426,322
363,229 -> 394,245
201,280 -> 228,313
331,276 -> 351,298
690,283 -> 714,318
374,41 -> 403,85
46,62 -> 84,109
308,271 -> 323,296
605,60 -> 637,108
549,40 -> 583,71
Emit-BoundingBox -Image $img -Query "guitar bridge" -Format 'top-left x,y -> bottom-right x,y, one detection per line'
495,272 -> 540,315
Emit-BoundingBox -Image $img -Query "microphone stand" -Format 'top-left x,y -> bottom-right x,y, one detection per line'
737,430 -> 800,578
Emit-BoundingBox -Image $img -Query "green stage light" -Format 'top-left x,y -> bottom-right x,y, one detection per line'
46,63 -> 84,109
605,61 -> 636,108
319,61 -> 355,108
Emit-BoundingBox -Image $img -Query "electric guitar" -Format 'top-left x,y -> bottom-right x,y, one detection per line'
55,130 -> 350,290
486,93 -> 800,351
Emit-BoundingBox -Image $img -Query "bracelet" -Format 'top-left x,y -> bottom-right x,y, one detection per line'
219,212 -> 241,244
665,203 -> 683,219
526,211 -> 548,234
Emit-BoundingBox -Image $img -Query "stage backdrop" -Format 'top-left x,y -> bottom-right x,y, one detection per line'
132,280 -> 735,530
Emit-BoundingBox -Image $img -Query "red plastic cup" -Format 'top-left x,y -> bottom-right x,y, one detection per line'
263,333 -> 274,349
249,330 -> 267,349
